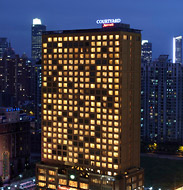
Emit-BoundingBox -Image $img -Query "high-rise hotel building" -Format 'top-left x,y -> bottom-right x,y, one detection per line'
36,23 -> 144,190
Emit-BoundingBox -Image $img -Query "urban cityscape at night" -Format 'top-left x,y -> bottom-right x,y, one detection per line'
1,0 -> 183,190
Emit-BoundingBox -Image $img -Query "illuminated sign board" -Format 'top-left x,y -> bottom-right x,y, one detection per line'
103,23 -> 115,28
96,18 -> 121,24
57,186 -> 71,190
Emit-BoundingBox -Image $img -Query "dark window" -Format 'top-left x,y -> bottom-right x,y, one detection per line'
53,42 -> 57,48
47,105 -> 52,110
57,117 -> 62,122
90,66 -> 96,71
68,135 -> 72,140
101,47 -> 107,53
63,42 -> 67,48
63,152 -> 67,156
68,129 -> 72,134
63,146 -> 67,150
79,142 -> 83,147
84,137 -> 89,142
68,118 -> 72,123
90,137 -> 95,143
85,42 -> 89,46
74,136 -> 78,140
96,60 -> 101,65
58,65 -> 63,70
57,145 -> 62,149
96,96 -> 100,101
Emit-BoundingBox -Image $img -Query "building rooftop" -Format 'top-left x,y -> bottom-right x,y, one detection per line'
0,107 -> 30,124
42,23 -> 141,35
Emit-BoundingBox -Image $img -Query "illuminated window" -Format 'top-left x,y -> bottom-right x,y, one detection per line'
92,36 -> 95,40
43,43 -> 47,48
109,47 -> 113,52
48,177 -> 55,182
123,35 -> 127,40
97,35 -> 101,40
38,182 -> 46,187
74,36 -> 78,41
39,168 -> 46,174
69,36 -> 73,41
103,41 -> 107,46
49,170 -> 56,175
97,42 -> 101,46
48,37 -> 52,42
63,37 -> 67,41
58,42 -> 62,47
59,179 -> 67,185
115,35 -> 119,39
69,181 -> 78,188
80,36 -> 84,41
58,37 -> 62,41
109,35 -> 113,40
80,183 -> 89,190
48,184 -> 56,189
103,35 -> 107,40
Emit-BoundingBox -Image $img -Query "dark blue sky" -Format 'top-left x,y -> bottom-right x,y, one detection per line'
0,0 -> 182,60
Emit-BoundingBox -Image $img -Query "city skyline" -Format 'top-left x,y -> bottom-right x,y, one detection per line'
1,0 -> 183,59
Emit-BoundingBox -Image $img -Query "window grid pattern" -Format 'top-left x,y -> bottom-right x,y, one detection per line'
42,33 -> 129,175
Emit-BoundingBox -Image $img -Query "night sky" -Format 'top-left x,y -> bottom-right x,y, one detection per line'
0,0 -> 182,60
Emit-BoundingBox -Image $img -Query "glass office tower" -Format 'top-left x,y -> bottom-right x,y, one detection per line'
173,36 -> 182,63
36,23 -> 144,190
31,18 -> 46,60
141,40 -> 152,64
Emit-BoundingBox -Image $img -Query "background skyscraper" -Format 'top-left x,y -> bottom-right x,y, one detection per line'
31,18 -> 46,60
141,40 -> 152,64
0,44 -> 33,106
0,38 -> 8,59
141,55 -> 183,143
173,36 -> 182,63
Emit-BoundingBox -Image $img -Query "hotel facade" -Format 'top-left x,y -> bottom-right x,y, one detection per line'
36,23 -> 144,190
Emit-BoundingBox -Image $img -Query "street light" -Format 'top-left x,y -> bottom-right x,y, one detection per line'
70,174 -> 75,180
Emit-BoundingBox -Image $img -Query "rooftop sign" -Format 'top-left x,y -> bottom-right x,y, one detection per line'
96,18 -> 121,24
103,23 -> 115,28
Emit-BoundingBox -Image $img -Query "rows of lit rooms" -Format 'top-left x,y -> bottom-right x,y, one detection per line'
37,168 -> 89,189
42,33 -> 124,174
42,34 -> 128,59
42,93 -> 121,174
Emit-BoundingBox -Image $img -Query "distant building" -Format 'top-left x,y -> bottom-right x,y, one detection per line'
0,45 -> 33,106
141,55 -> 183,143
31,18 -> 46,60
141,40 -> 152,64
33,62 -> 42,132
0,107 -> 30,183
0,38 -> 8,59
173,36 -> 182,63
